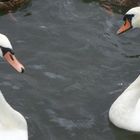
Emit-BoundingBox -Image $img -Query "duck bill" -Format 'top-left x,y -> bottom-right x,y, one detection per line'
117,19 -> 132,35
3,52 -> 25,73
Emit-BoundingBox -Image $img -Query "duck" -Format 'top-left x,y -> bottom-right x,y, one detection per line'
0,0 -> 30,13
0,33 -> 28,140
109,7 -> 140,132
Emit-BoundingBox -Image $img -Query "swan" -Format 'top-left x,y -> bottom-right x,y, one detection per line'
109,7 -> 140,132
0,33 -> 28,140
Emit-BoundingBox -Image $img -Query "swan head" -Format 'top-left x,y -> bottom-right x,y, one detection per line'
117,7 -> 140,34
0,34 -> 24,73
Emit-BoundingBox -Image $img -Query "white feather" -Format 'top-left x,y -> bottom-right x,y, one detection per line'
0,90 -> 28,140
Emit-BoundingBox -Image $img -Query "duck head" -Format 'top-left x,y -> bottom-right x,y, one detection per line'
117,7 -> 140,34
0,33 -> 24,73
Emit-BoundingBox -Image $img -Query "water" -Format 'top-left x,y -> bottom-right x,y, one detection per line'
0,0 -> 140,140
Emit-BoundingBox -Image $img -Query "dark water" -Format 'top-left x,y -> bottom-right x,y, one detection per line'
1,0 -> 140,140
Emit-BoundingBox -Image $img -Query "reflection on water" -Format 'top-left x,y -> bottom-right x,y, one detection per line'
82,0 -> 140,14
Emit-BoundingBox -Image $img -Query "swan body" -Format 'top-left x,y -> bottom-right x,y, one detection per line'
109,7 -> 140,132
0,33 -> 28,139
0,91 -> 27,140
109,76 -> 140,131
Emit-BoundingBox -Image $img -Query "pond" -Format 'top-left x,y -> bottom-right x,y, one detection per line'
0,0 -> 140,140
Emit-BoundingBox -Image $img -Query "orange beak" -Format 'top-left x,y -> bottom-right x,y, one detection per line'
117,19 -> 132,35
3,52 -> 25,73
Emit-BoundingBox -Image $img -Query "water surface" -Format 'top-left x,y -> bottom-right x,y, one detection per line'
0,0 -> 140,140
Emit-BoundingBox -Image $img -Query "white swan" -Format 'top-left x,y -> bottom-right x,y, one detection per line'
0,33 -> 28,139
109,7 -> 140,132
